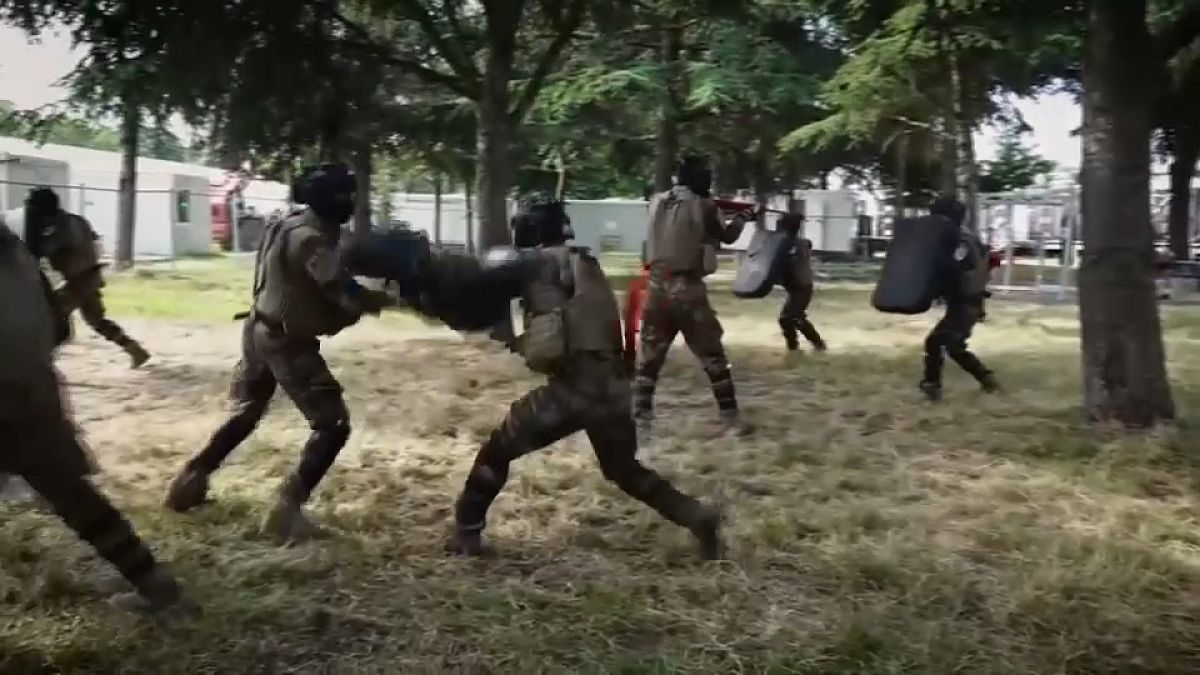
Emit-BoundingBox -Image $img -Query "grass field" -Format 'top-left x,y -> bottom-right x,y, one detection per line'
4,256 -> 1200,673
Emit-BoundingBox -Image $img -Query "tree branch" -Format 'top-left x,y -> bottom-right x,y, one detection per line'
511,0 -> 587,120
1156,3 -> 1200,60
330,10 -> 478,99
396,0 -> 482,86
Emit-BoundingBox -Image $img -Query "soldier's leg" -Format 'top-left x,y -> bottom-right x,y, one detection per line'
943,306 -> 998,392
261,338 -> 352,542
633,288 -> 679,425
78,290 -> 150,367
921,314 -> 950,401
22,467 -> 182,611
778,299 -> 799,352
585,415 -> 724,559
677,286 -> 743,426
166,320 -> 275,512
449,380 -> 584,555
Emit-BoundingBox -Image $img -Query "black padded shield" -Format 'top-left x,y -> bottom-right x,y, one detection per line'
871,215 -> 960,314
733,228 -> 792,299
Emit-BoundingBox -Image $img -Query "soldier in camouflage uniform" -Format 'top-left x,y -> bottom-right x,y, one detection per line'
24,188 -> 151,368
634,156 -> 752,436
446,195 -> 724,560
165,163 -> 392,542
776,214 -> 826,353
0,218 -> 184,612
920,196 -> 999,402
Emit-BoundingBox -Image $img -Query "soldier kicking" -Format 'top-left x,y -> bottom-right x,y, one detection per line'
446,194 -> 724,560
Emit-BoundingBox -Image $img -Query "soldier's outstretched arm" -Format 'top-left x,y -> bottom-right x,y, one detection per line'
703,199 -> 747,244
295,232 -> 390,319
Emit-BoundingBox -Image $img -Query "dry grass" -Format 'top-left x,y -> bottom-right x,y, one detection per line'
4,258 -> 1200,673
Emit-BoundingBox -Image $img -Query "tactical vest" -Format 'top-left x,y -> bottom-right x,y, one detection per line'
645,187 -> 718,276
784,237 -> 814,289
957,230 -> 990,300
0,223 -> 57,384
47,213 -> 102,282
520,246 -> 623,374
251,210 -> 352,338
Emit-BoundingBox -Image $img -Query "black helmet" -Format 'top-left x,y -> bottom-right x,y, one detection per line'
23,187 -> 63,257
511,192 -> 572,248
292,162 -> 356,225
930,194 -> 966,227
25,187 -> 61,214
778,212 -> 804,236
676,155 -> 713,197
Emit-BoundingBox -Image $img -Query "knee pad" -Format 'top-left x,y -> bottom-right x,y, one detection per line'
312,417 -> 351,449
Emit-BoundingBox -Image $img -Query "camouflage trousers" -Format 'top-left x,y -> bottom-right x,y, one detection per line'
57,281 -> 145,357
0,367 -> 163,591
182,316 -> 351,503
924,300 -> 991,385
454,353 -> 709,535
633,273 -> 738,420
779,286 -> 825,351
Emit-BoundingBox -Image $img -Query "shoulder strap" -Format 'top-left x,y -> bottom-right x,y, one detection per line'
251,215 -> 307,299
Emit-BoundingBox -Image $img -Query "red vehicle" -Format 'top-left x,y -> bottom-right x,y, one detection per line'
211,170 -> 252,250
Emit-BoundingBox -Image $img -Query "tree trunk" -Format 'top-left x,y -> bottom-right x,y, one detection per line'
653,26 -> 683,192
939,117 -> 959,196
351,148 -> 372,240
433,173 -> 443,245
464,173 -> 475,255
1078,0 -> 1174,427
475,26 -> 519,346
752,130 -> 772,217
949,49 -> 980,232
893,132 -> 909,218
1168,137 -> 1198,260
115,97 -> 139,269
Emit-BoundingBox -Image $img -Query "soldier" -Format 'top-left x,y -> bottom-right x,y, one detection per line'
0,217 -> 184,612
634,156 -> 752,437
776,213 -> 827,354
446,194 -> 724,560
24,188 -> 151,368
920,196 -> 999,401
164,163 -> 393,542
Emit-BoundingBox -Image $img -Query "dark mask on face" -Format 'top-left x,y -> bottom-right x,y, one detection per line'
676,157 -> 713,198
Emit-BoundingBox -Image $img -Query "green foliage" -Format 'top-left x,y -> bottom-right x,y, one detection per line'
977,125 -> 1056,193
0,100 -> 189,161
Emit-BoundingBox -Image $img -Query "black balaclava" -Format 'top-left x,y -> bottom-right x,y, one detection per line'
930,194 -> 967,228
24,187 -> 63,257
778,213 -> 804,237
294,163 -> 356,226
676,155 -> 713,198
511,192 -> 572,248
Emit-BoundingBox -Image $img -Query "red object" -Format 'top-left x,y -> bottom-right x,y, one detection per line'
623,265 -> 649,369
988,249 -> 1003,270
713,198 -> 788,217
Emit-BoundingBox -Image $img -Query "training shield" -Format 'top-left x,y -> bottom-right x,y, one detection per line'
871,215 -> 960,314
732,228 -> 792,298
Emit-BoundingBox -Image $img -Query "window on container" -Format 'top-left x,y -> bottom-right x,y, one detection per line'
176,190 -> 191,223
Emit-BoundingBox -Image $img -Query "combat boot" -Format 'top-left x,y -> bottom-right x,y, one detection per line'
107,566 -> 188,614
444,526 -> 491,557
919,380 -> 942,402
126,342 -> 151,369
718,409 -> 755,437
261,477 -> 329,544
979,373 -> 1001,394
688,503 -> 726,561
164,467 -> 209,513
